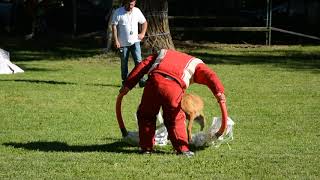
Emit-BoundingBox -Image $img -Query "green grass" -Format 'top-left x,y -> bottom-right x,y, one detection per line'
0,40 -> 319,179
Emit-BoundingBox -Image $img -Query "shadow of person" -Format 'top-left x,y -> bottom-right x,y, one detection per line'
3,140 -> 168,154
0,79 -> 122,88
3,140 -> 139,154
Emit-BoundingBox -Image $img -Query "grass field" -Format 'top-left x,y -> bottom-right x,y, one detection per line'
0,39 -> 319,179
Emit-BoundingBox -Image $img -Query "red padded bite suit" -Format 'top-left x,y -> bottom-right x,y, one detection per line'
125,49 -> 224,153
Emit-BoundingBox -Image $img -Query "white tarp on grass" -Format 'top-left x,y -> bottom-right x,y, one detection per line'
0,48 -> 24,74
123,113 -> 235,148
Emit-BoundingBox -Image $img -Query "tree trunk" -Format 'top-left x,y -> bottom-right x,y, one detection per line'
140,0 -> 175,50
105,8 -> 115,53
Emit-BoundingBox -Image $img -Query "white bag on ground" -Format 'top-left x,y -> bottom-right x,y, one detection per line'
190,117 -> 235,147
122,125 -> 169,147
0,48 -> 24,74
123,114 -> 234,148
123,112 -> 169,146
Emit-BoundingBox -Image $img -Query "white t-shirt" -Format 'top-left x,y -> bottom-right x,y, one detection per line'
112,7 -> 146,47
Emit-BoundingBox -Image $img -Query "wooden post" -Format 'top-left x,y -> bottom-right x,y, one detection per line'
105,9 -> 115,53
72,0 -> 77,37
266,0 -> 272,45
268,0 -> 272,45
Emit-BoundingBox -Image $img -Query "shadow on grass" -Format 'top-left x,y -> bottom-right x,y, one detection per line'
1,36 -> 106,61
3,141 -> 206,155
189,51 -> 320,70
3,36 -> 319,71
0,79 -> 76,85
0,79 -> 121,88
175,41 -> 320,71
3,141 -> 139,154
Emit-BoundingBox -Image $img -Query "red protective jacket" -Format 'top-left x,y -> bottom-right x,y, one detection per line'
125,49 -> 224,96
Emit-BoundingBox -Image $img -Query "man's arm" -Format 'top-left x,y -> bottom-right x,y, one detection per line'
138,21 -> 148,40
112,24 -> 120,49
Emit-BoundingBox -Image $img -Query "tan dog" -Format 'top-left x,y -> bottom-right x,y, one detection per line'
181,93 -> 205,142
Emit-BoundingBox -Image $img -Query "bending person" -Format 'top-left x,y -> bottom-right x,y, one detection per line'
119,49 -> 227,157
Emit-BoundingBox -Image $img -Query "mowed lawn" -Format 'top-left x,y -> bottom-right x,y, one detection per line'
0,40 -> 319,179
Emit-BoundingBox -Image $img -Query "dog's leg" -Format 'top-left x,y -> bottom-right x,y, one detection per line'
187,113 -> 196,142
194,112 -> 205,131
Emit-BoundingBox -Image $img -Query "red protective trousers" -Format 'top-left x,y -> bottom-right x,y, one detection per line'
126,50 -> 225,153
136,73 -> 189,153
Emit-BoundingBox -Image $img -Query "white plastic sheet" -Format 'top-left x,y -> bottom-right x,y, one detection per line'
122,125 -> 169,146
122,115 -> 234,148
0,48 -> 24,74
123,112 -> 169,146
190,117 -> 235,147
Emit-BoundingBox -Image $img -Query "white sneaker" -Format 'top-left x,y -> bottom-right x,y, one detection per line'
181,151 -> 194,158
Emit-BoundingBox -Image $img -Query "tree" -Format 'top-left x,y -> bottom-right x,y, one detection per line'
140,0 -> 175,50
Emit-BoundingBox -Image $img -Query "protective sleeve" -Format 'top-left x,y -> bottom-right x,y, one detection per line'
193,63 -> 225,95
124,54 -> 156,89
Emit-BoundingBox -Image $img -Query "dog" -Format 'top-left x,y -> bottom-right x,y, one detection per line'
181,93 -> 205,142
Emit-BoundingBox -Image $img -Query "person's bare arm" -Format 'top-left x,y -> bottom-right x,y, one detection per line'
112,24 -> 120,48
138,21 -> 148,40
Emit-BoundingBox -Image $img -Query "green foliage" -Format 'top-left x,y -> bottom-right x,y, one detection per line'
0,43 -> 319,179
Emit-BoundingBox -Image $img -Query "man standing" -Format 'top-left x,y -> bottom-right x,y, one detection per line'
119,49 -> 227,157
112,0 -> 148,87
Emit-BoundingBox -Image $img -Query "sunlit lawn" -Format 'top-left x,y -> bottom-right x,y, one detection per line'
0,39 -> 319,179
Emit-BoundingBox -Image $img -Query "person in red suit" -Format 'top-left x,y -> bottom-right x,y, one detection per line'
119,49 -> 226,157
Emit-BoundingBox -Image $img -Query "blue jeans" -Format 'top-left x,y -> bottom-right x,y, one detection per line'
119,42 -> 145,85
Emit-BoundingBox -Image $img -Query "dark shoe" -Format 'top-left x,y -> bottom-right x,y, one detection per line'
139,80 -> 146,88
179,151 -> 194,158
139,149 -> 153,155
